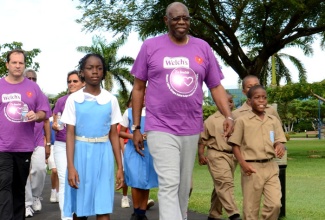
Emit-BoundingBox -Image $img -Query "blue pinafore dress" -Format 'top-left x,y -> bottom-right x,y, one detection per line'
64,99 -> 114,217
123,108 -> 158,189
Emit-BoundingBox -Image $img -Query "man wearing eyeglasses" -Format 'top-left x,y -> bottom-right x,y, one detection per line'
23,69 -> 52,217
0,49 -> 50,220
131,2 -> 234,220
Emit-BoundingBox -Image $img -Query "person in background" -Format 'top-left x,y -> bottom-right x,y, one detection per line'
130,2 -> 234,219
118,97 -> 132,209
61,53 -> 124,220
47,113 -> 59,203
0,49 -> 49,219
228,85 -> 286,220
232,75 -> 281,121
24,69 -> 52,218
52,70 -> 85,220
119,91 -> 158,220
198,92 -> 242,220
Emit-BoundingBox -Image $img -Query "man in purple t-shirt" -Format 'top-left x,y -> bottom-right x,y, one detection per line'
23,69 -> 51,218
131,2 -> 234,220
0,49 -> 49,220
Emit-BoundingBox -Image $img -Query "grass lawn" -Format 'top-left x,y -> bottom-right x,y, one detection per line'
289,132 -> 321,139
146,139 -> 325,219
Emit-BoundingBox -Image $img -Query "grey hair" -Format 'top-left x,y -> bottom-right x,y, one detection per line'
23,68 -> 37,77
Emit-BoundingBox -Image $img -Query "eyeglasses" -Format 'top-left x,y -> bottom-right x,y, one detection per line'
168,16 -> 191,22
67,80 -> 80,84
27,77 -> 37,82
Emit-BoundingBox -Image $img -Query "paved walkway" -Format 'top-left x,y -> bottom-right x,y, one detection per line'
32,174 -> 208,220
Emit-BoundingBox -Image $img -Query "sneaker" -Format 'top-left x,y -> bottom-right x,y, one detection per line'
146,199 -> 155,210
25,206 -> 34,218
121,196 -> 130,208
50,189 -> 58,203
32,197 -> 42,212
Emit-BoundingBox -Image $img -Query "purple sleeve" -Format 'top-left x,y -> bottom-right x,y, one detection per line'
204,46 -> 224,89
53,95 -> 68,115
131,42 -> 149,81
34,86 -> 51,118
41,93 -> 51,119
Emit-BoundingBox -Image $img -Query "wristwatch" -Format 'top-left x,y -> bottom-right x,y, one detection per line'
131,125 -> 141,131
46,143 -> 51,146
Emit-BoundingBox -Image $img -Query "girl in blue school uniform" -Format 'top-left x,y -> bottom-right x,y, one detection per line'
61,53 -> 124,220
119,93 -> 158,220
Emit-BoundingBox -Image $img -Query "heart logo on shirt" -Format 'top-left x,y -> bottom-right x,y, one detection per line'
184,77 -> 193,86
195,56 -> 203,64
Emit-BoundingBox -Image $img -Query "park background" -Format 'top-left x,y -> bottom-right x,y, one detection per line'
1,1 -> 325,219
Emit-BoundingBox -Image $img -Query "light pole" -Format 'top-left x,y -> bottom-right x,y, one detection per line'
318,100 -> 323,139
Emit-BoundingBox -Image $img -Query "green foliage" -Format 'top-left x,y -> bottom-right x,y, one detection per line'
202,93 -> 217,121
49,90 -> 68,107
267,82 -> 325,132
116,89 -> 131,113
0,42 -> 41,77
77,0 -> 325,81
76,36 -> 134,93
267,81 -> 325,103
294,120 -> 314,132
285,133 -> 290,141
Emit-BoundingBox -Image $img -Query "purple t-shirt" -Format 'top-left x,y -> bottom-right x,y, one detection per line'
131,34 -> 224,135
53,94 -> 69,142
0,78 -> 50,152
34,93 -> 51,147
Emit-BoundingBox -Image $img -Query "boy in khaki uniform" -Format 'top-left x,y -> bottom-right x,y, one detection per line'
198,93 -> 241,220
232,75 -> 281,121
228,85 -> 286,220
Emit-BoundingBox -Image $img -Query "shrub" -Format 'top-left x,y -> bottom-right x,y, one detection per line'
285,133 -> 290,141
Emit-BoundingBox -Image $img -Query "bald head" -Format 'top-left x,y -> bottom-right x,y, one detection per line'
166,2 -> 189,16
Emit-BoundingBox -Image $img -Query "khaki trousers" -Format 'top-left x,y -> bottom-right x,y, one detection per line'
207,149 -> 239,218
241,161 -> 281,220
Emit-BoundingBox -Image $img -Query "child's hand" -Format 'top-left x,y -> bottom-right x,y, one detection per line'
241,162 -> 257,176
198,154 -> 208,165
198,143 -> 208,165
115,169 -> 124,190
275,143 -> 285,158
67,167 -> 79,189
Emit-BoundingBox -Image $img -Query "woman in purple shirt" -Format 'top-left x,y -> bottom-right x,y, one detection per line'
52,70 -> 84,220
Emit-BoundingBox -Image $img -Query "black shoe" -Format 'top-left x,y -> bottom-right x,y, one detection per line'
140,214 -> 148,220
208,217 -> 226,220
229,213 -> 242,220
130,213 -> 140,220
130,213 -> 148,220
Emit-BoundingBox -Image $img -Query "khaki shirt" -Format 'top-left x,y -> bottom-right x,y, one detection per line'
228,111 -> 286,160
199,111 -> 232,152
232,102 -> 281,123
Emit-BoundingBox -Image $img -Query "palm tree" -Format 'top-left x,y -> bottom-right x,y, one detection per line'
263,52 -> 307,86
76,36 -> 134,95
247,42 -> 310,87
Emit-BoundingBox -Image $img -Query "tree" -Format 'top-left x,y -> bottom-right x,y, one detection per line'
76,35 -> 134,96
267,81 -> 325,132
0,42 -> 41,77
76,0 -> 325,82
262,51 -> 308,86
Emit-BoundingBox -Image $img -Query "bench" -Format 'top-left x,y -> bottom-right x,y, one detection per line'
306,131 -> 319,138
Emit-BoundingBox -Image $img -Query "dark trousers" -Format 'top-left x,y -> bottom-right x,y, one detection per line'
0,152 -> 32,220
